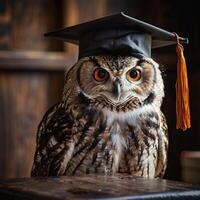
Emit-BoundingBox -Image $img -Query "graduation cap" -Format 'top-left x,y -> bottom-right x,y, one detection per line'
45,12 -> 190,131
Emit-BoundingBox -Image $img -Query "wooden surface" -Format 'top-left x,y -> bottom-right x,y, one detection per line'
0,175 -> 200,200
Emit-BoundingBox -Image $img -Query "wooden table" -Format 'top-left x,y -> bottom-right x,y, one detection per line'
0,175 -> 200,200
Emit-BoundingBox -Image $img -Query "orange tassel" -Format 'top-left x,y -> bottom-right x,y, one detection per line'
174,33 -> 191,131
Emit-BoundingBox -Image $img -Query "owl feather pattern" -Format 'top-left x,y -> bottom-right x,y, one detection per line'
31,56 -> 168,178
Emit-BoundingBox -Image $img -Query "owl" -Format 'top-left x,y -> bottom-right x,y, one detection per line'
31,55 -> 168,178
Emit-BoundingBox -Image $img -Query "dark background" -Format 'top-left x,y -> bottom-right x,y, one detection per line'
0,0 -> 199,180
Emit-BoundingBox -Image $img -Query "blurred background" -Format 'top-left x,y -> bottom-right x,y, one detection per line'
0,0 -> 200,182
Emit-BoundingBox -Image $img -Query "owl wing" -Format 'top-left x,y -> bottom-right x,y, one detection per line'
31,102 -> 76,176
155,112 -> 168,178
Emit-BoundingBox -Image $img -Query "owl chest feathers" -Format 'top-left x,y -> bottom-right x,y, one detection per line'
102,104 -> 159,173
66,104 -> 160,176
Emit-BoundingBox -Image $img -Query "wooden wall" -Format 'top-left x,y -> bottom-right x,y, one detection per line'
0,0 -> 63,51
0,0 -> 199,180
0,51 -> 73,178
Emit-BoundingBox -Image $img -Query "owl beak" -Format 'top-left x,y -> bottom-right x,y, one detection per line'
112,78 -> 121,100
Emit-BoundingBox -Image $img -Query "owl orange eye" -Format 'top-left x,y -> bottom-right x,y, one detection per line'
127,68 -> 141,81
93,68 -> 109,82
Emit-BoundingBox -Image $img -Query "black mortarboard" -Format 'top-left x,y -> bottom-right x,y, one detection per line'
45,12 -> 191,131
44,12 -> 188,59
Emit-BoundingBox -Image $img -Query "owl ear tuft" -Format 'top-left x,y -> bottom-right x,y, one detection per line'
174,33 -> 191,131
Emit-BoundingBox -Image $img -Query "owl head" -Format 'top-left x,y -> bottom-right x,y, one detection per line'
63,56 -> 164,112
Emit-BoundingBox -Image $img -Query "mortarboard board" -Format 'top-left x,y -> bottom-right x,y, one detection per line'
45,12 -> 191,131
44,12 -> 188,59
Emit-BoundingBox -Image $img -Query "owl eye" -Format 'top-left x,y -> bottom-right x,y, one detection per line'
93,68 -> 109,82
127,68 -> 141,81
